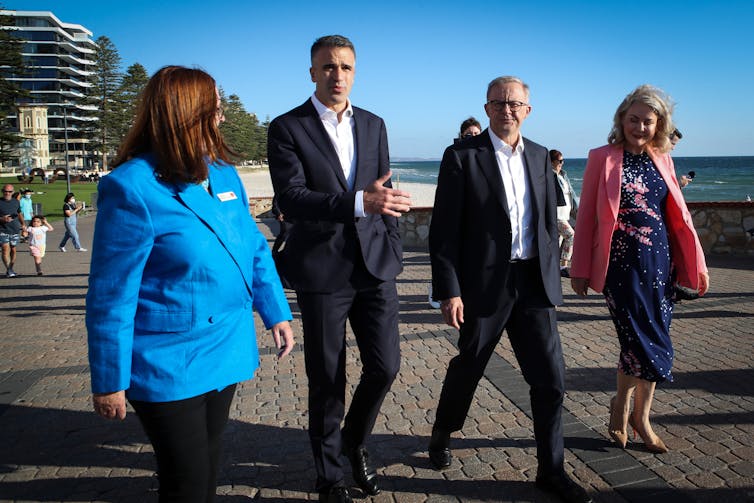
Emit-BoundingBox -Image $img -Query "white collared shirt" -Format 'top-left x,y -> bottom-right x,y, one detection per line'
311,95 -> 365,217
488,129 -> 536,260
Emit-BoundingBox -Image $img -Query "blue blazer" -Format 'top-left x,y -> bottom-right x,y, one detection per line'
86,155 -> 291,402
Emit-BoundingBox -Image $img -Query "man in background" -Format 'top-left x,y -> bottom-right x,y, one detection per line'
1,184 -> 26,277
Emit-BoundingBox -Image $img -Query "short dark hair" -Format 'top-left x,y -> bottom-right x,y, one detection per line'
549,149 -> 563,162
64,192 -> 75,203
311,35 -> 355,61
459,117 -> 481,137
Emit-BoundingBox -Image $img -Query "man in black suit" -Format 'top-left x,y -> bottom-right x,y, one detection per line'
267,35 -> 412,503
427,76 -> 592,503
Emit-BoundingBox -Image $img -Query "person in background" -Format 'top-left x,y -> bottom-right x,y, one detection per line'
26,215 -> 53,276
669,129 -> 694,188
459,116 -> 482,139
570,85 -> 709,455
1,183 -> 26,277
58,192 -> 86,252
20,189 -> 33,223
550,149 -> 578,278
428,76 -> 591,503
268,35 -> 411,503
87,65 -> 294,503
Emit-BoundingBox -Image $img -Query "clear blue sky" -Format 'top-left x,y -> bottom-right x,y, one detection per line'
12,0 -> 754,158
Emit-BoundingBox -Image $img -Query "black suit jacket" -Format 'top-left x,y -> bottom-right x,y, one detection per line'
429,131 -> 563,317
267,99 -> 402,292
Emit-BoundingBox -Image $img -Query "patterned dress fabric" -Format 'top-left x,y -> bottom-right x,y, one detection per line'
603,151 -> 674,382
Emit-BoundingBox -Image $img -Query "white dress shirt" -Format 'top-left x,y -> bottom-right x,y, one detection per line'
488,129 -> 536,260
311,95 -> 365,217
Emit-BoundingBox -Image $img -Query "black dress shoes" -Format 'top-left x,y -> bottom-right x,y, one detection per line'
535,471 -> 593,503
318,486 -> 352,503
341,442 -> 380,496
428,428 -> 452,470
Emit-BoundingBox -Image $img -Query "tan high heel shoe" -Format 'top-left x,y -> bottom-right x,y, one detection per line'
608,396 -> 628,448
628,415 -> 668,453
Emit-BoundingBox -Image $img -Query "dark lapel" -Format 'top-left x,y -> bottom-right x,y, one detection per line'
298,100 -> 349,191
522,137 -> 545,220
352,108 -> 373,190
173,168 -> 253,293
475,131 -> 508,212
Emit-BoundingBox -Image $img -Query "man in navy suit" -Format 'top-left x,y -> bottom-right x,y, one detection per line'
428,76 -> 592,503
268,35 -> 412,503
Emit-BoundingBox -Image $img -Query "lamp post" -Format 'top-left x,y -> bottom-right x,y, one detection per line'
63,104 -> 70,193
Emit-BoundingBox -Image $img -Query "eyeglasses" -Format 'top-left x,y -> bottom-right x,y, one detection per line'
2,190 -> 13,193
486,100 -> 528,112
554,159 -> 564,165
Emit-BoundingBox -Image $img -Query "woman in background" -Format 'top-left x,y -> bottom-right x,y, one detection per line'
58,192 -> 86,252
549,149 -> 578,278
570,85 -> 708,453
87,66 -> 294,502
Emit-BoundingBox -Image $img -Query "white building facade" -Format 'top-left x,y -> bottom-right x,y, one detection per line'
0,10 -> 97,169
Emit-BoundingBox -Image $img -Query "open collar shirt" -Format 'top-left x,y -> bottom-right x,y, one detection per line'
311,94 -> 365,216
488,129 -> 536,260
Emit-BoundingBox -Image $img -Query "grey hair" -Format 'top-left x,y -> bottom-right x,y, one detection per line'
486,76 -> 530,101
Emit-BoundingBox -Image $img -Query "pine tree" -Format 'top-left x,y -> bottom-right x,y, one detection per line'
220,93 -> 260,160
0,9 -> 27,166
112,62 -> 147,148
220,93 -> 266,162
89,35 -> 122,168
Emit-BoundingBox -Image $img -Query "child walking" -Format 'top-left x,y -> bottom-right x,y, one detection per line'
27,215 -> 53,276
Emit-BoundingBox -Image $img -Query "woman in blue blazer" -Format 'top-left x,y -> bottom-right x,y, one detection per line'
86,66 -> 294,502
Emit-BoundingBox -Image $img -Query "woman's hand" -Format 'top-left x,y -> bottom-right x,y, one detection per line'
92,391 -> 127,420
571,278 -> 590,297
271,321 -> 294,360
698,272 -> 710,296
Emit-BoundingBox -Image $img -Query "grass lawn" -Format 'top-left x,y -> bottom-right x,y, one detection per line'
1,176 -> 99,222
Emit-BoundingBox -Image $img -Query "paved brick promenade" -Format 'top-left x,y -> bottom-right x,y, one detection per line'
1,214 -> 753,502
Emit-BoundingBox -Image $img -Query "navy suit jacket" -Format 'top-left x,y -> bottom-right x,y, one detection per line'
267,99 -> 402,292
429,131 -> 563,318
86,155 -> 291,401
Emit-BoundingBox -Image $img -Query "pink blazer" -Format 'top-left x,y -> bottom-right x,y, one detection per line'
570,144 -> 707,293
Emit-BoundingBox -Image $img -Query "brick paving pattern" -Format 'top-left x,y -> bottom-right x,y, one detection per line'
1,214 -> 752,502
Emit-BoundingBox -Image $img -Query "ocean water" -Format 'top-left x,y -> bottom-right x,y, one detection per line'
391,156 -> 754,202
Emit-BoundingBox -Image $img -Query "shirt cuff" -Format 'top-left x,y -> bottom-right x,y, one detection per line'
354,190 -> 366,218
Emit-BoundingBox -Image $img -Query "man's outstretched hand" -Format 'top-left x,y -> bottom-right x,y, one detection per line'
363,170 -> 413,217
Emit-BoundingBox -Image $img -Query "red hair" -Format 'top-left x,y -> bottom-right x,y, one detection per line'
113,66 -> 235,183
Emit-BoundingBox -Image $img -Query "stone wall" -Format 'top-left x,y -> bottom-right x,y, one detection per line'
249,198 -> 754,256
688,202 -> 754,255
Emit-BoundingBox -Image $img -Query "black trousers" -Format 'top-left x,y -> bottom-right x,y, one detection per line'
434,259 -> 566,475
296,273 -> 400,492
130,384 -> 237,503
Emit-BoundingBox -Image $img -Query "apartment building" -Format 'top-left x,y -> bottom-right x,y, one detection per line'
1,10 -> 97,169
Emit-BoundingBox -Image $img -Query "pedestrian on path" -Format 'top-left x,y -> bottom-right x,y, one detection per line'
86,66 -> 294,503
26,215 -> 53,275
1,183 -> 26,277
59,192 -> 86,252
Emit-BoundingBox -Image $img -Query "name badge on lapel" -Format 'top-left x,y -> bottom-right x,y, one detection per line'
217,191 -> 238,202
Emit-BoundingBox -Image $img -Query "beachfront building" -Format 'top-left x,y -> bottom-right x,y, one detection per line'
0,10 -> 97,170
17,104 -> 50,169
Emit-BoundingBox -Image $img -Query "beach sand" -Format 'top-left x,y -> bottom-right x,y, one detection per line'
238,168 -> 436,208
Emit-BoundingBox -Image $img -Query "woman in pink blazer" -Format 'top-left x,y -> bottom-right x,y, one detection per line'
571,85 -> 709,454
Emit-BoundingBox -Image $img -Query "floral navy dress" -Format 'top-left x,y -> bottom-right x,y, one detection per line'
603,151 -> 674,382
